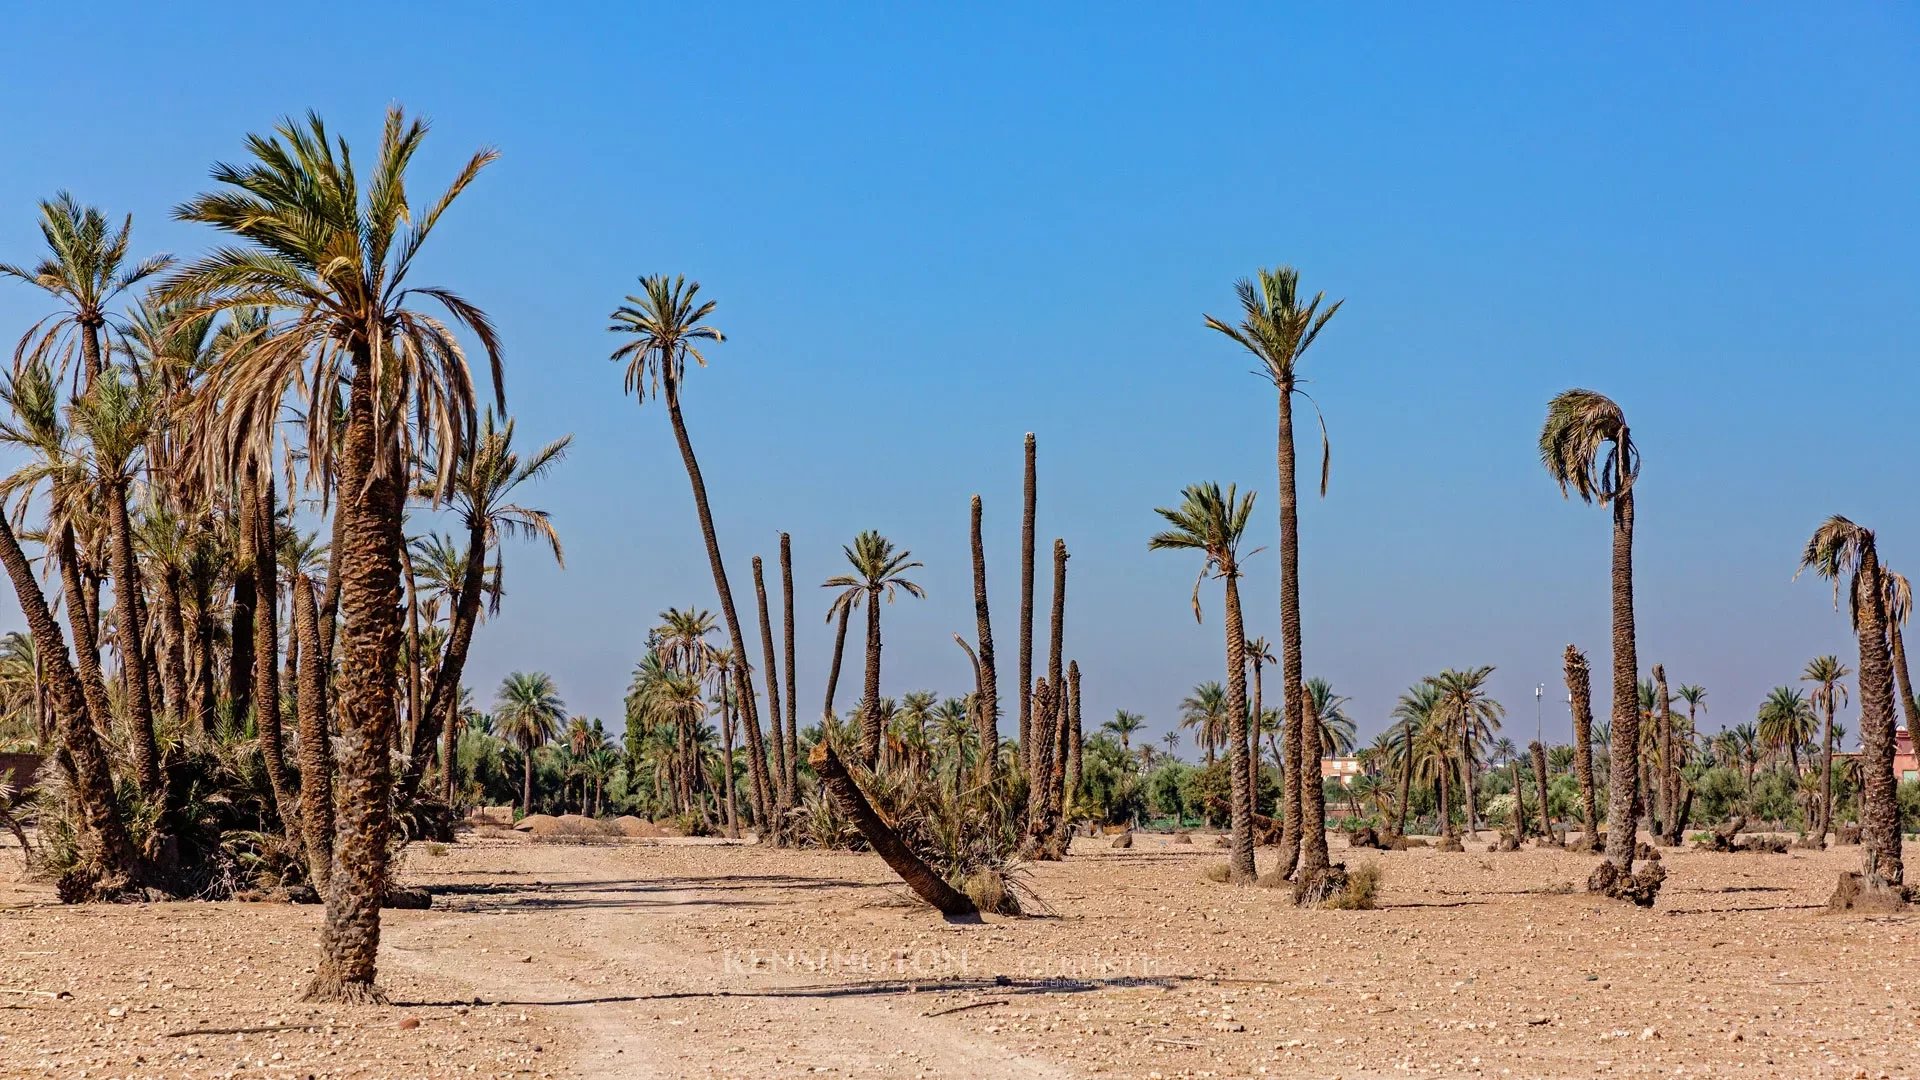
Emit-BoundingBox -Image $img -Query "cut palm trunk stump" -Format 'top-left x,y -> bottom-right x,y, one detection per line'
809,741 -> 980,921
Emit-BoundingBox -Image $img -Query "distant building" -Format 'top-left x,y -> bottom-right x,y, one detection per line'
1321,756 -> 1363,787
1897,727 -> 1917,785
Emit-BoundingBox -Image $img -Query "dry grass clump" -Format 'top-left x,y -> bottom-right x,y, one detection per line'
961,869 -> 1023,915
1201,861 -> 1232,883
1322,862 -> 1382,910
1171,832 -> 1194,845
1110,831 -> 1133,849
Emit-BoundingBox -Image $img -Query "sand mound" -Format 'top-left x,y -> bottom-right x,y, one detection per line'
611,815 -> 671,838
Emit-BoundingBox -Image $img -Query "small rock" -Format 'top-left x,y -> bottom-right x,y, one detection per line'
397,1017 -> 420,1030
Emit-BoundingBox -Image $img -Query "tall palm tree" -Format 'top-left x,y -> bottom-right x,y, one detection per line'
1428,666 -> 1504,837
1410,712 -> 1460,840
1757,686 -> 1816,774
1541,389 -> 1648,891
164,108 -> 502,1002
1206,267 -> 1341,881
822,530 -> 925,769
1245,635 -> 1276,783
1018,433 -> 1036,776
1800,517 -> 1902,889
1800,656 -> 1850,841
495,672 -> 566,816
403,413 -> 568,797
609,275 -> 771,828
0,193 -> 171,386
1562,646 -> 1600,848
1103,710 -> 1146,754
1150,481 -> 1258,883
1390,681 -> 1441,836
1180,682 -> 1229,765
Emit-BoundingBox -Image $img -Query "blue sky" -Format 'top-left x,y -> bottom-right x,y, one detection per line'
1,5 -> 1915,754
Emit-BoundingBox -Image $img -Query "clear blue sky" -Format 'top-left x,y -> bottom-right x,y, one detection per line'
1,5 -> 1915,754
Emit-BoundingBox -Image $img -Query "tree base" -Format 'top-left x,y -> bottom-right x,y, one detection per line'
300,975 -> 389,1005
1109,831 -> 1133,849
1434,836 -> 1465,853
1291,864 -> 1350,906
1488,831 -> 1523,853
1586,859 -> 1666,907
55,866 -> 140,904
1827,872 -> 1908,913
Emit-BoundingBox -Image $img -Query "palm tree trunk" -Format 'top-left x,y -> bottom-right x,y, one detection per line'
1018,433 -> 1036,776
859,589 -> 884,770
250,472 -> 295,834
1598,491 -> 1643,877
720,684 -> 738,839
1652,664 -> 1672,842
401,518 -> 486,799
823,605 -> 851,737
1819,697 -> 1835,843
1394,715 -> 1414,836
187,575 -> 216,735
1040,540 -> 1070,839
1892,622 -> 1920,732
1275,388 -> 1307,879
1299,677 -> 1330,874
1221,576 -> 1256,882
1566,646 -> 1600,850
1852,547 -> 1902,889
229,495 -> 256,732
1461,728 -> 1479,838
302,353 -> 403,1005
1066,660 -> 1083,802
522,749 -> 533,816
291,572 -> 334,894
1509,759 -> 1529,840
0,511 -> 136,896
106,483 -> 163,797
400,538 -> 423,754
660,380 -> 772,831
780,532 -> 798,803
155,566 -> 187,733
1532,740 -> 1553,841
751,555 -> 788,813
57,525 -> 117,746
969,496 -> 999,783
810,741 -> 978,918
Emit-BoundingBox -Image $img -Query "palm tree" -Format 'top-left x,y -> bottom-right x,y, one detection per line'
1800,517 -> 1902,889
1882,569 -> 1919,734
1161,731 -> 1181,759
1150,481 -> 1258,882
1018,433 -> 1037,778
403,413 -> 568,798
1800,656 -> 1850,841
164,108 -> 502,1002
967,495 -> 1000,784
1307,678 -> 1357,756
1428,666 -> 1504,837
1757,686 -> 1817,774
609,274 -> 772,826
1244,635 -> 1276,768
1562,646 -> 1600,848
1389,682 -> 1441,836
1541,389 -> 1648,891
495,672 -> 566,816
1410,713 -> 1460,840
1179,682 -> 1229,766
0,193 -> 171,387
822,531 -> 925,769
1206,268 -> 1341,886
1103,710 -> 1146,755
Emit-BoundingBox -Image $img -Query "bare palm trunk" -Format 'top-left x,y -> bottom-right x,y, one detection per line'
810,741 -> 978,919
1018,433 -> 1036,773
1892,622 -> 1920,732
1851,546 -> 1902,889
1597,491 -> 1643,879
1566,646 -> 1600,850
1508,759 -> 1529,840
859,588 -> 884,770
303,353 -> 403,1005
1218,575 -> 1256,881
0,511 -> 137,895
969,496 -> 999,783
1276,391 -> 1306,879
291,573 -> 334,893
250,473 -> 295,834
1532,740 -> 1552,841
780,533 -> 798,802
106,484 -> 163,797
1066,660 -> 1083,801
752,555 -> 788,814
1298,678 -> 1330,875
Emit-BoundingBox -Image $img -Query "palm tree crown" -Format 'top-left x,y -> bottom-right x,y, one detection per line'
1148,482 -> 1257,620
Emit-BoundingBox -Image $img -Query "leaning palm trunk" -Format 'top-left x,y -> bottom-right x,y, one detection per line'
0,512 -> 137,896
106,483 -> 164,797
1892,621 -> 1920,732
1297,678 -> 1330,876
1565,646 -> 1601,850
661,378 -> 773,829
751,556 -> 788,815
822,606 -> 851,734
303,359 -> 403,1005
810,741 -> 978,919
291,573 -> 334,894
969,496 -> 999,783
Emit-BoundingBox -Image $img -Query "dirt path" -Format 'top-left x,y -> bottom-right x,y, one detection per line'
387,842 -> 1072,1078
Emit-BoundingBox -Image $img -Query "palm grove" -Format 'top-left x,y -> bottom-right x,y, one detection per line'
2,109 -> 1916,1007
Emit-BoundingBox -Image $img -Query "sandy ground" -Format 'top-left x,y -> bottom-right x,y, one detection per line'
0,829 -> 1915,1079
